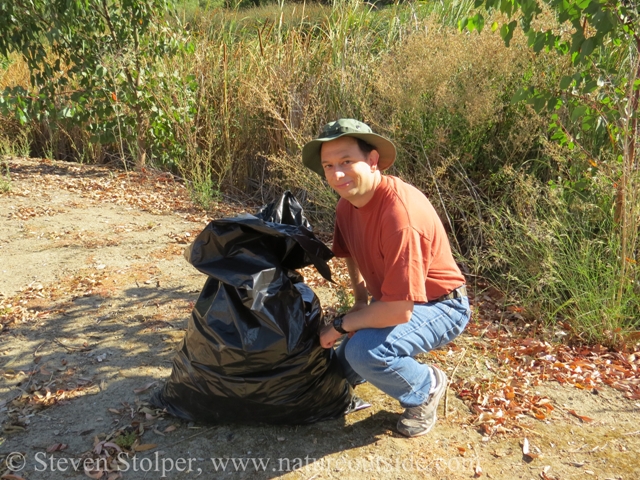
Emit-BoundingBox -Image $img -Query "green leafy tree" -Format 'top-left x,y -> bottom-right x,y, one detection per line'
0,0 -> 188,167
462,0 -> 639,309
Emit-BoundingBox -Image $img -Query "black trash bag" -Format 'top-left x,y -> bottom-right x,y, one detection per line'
151,192 -> 355,424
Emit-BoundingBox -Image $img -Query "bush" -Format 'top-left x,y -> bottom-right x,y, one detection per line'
477,160 -> 639,344
0,0 -> 191,167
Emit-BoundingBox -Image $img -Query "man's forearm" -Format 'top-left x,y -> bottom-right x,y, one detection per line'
341,298 -> 413,332
320,297 -> 413,349
342,256 -> 412,330
320,257 -> 413,348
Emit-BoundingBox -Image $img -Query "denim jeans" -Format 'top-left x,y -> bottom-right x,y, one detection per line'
335,296 -> 470,408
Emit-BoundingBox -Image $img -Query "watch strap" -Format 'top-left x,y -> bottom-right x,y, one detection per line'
332,314 -> 348,334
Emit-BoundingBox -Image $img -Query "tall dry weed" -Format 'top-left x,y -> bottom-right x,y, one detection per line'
372,19 -> 532,146
0,54 -> 29,90
0,54 -> 31,155
164,2 -> 398,203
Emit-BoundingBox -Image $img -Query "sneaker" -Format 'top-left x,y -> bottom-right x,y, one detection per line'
397,366 -> 448,437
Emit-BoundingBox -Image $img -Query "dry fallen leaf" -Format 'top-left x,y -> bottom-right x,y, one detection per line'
133,382 -> 157,394
522,437 -> 540,459
3,425 -> 26,434
134,443 -> 157,452
102,442 -> 122,452
84,465 -> 104,479
163,425 -> 177,433
540,469 -> 554,480
46,443 -> 68,453
567,409 -> 594,423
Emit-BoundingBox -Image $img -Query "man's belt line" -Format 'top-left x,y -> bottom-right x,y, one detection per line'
434,285 -> 467,302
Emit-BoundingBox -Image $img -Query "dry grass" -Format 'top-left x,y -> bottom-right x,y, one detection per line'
0,53 -> 29,90
375,25 -> 513,127
0,3 -> 549,203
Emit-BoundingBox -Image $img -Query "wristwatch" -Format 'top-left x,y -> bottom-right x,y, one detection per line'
332,314 -> 348,334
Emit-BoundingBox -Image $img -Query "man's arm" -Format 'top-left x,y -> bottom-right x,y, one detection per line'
319,257 -> 413,348
345,257 -> 368,313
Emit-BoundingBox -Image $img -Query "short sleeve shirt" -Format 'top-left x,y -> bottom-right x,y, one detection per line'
332,175 -> 465,302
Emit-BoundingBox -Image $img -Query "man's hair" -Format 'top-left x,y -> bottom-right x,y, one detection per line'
319,136 -> 377,159
356,138 -> 376,157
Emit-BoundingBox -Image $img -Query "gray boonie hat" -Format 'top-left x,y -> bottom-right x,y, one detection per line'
302,119 -> 396,176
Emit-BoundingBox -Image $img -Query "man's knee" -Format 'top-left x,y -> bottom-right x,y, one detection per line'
344,333 -> 393,370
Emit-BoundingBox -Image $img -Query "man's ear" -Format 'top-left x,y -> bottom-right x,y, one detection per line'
368,150 -> 380,171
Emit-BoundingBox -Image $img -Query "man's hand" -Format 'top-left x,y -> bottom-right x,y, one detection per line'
319,323 -> 343,349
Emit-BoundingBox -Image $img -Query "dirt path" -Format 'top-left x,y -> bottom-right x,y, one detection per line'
1,157 -> 638,480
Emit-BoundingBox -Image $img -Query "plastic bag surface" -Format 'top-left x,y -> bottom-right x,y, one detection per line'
152,192 -> 354,424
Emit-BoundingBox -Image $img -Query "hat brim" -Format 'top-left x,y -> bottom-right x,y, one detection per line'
302,132 -> 396,177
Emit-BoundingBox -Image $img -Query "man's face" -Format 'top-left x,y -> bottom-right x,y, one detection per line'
320,136 -> 379,206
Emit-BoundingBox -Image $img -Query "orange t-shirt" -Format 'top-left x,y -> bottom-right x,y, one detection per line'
332,175 -> 465,303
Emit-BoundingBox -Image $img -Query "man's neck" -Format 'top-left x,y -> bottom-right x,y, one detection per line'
349,173 -> 382,208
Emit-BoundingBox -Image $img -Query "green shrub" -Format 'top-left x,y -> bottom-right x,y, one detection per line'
475,160 -> 639,345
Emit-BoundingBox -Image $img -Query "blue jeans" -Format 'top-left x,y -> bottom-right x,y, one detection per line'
335,296 -> 470,408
